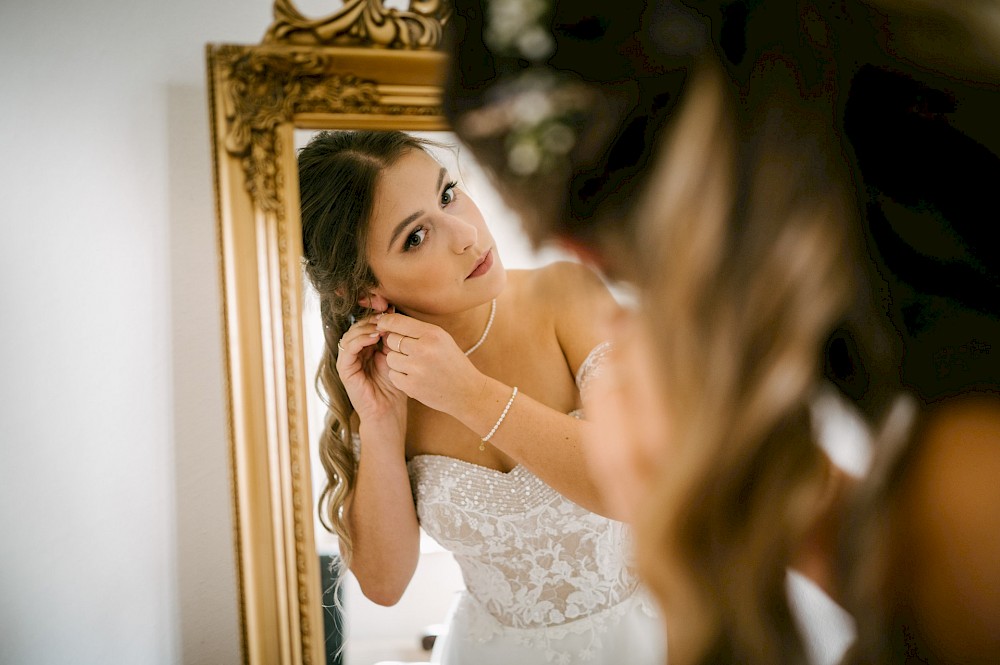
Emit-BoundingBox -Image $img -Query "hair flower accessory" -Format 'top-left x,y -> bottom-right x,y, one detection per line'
458,70 -> 594,177
484,0 -> 555,61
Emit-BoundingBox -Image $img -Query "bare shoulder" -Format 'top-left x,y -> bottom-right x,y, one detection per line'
519,260 -> 613,311
512,261 -> 619,375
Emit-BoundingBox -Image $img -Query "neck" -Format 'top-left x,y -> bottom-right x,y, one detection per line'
402,298 -> 497,353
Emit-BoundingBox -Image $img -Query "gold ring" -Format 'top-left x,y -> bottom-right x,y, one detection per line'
395,336 -> 403,353
337,339 -> 346,352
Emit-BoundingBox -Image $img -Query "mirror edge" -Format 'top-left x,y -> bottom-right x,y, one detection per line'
206,37 -> 450,665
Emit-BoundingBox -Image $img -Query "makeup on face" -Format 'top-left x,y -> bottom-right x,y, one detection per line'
467,248 -> 494,279
365,149 -> 505,317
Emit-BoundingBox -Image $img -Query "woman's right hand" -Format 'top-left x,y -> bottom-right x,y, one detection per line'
336,313 -> 408,428
336,312 -> 421,604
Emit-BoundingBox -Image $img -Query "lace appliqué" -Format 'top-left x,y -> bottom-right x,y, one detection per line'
410,455 -> 643,661
457,589 -> 656,664
354,341 -> 644,662
575,341 -> 612,399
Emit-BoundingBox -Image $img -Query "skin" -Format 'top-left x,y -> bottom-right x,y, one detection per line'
334,149 -> 622,605
886,394 -> 1000,662
581,308 -> 673,525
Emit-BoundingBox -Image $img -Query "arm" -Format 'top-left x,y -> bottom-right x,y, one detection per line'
376,262 -> 624,519
455,374 -> 610,516
341,417 -> 420,606
336,315 -> 420,606
472,261 -> 624,517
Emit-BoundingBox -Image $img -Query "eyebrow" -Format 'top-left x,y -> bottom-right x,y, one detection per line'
386,167 -> 447,252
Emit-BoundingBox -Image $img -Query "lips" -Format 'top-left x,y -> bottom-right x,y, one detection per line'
467,249 -> 493,279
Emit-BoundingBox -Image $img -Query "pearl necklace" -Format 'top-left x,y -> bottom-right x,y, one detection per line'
464,299 -> 496,356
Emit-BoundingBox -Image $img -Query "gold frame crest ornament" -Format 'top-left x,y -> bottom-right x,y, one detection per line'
207,2 -> 450,662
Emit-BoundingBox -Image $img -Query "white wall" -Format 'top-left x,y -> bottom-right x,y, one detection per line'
0,5 -> 573,664
0,2 -> 272,663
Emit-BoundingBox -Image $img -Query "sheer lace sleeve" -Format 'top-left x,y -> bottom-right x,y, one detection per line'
575,341 -> 612,398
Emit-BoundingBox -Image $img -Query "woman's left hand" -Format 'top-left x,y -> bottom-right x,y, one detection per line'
376,312 -> 484,415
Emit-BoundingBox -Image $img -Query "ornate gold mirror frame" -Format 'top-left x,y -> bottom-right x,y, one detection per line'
207,2 -> 450,662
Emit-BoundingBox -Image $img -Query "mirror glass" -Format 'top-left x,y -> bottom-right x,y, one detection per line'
296,129 -> 576,664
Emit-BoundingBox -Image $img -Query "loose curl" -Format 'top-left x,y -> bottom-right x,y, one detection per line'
298,130 -> 438,574
629,60 -> 868,664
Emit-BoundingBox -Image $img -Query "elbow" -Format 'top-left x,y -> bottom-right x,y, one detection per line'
352,561 -> 413,607
359,579 -> 407,606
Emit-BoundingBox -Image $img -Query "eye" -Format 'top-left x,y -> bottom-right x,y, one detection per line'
441,181 -> 458,206
403,226 -> 427,251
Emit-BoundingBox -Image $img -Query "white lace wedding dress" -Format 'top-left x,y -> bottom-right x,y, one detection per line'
406,343 -> 666,664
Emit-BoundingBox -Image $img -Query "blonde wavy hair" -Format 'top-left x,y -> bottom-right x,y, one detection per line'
629,61 -> 859,664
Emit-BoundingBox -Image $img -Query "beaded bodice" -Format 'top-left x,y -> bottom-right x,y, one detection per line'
407,455 -> 637,630
406,343 -> 640,631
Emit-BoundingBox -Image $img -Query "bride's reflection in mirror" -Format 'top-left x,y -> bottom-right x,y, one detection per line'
297,129 -> 664,664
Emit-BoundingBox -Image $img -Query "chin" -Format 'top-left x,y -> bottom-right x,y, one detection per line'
489,264 -> 508,296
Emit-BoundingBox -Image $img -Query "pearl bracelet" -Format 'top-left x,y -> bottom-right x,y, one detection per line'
480,386 -> 518,451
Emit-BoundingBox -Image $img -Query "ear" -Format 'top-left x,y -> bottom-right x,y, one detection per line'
358,290 -> 391,313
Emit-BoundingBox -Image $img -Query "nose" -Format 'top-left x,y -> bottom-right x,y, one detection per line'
447,215 -> 478,254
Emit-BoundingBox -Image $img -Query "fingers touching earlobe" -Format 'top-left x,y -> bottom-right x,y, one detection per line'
358,292 -> 391,313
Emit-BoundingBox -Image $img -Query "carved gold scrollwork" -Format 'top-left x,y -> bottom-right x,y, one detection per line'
218,45 -> 414,212
264,0 -> 451,49
209,19 -> 448,660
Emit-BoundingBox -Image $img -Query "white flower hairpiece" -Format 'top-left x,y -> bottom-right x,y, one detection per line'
484,0 -> 555,61
458,70 -> 594,177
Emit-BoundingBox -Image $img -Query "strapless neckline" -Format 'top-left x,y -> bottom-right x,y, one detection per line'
407,453 -> 522,476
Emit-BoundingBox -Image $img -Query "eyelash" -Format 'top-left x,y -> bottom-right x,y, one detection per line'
441,181 -> 458,206
403,226 -> 427,252
402,181 -> 459,252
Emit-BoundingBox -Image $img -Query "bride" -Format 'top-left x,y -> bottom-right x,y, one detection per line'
298,129 -> 665,664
